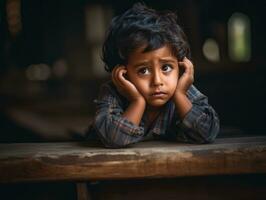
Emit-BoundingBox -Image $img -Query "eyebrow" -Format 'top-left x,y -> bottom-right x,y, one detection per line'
159,58 -> 177,63
132,61 -> 150,68
133,58 -> 177,68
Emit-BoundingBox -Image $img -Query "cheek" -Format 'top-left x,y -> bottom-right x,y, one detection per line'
167,73 -> 179,92
132,79 -> 150,95
126,70 -> 137,85
127,73 -> 149,94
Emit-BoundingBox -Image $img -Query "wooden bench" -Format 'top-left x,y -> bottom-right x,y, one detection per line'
1,136 -> 266,199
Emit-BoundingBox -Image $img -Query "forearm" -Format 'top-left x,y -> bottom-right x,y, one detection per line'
122,98 -> 146,125
173,86 -> 220,143
173,92 -> 192,120
176,106 -> 220,143
93,82 -> 146,148
94,109 -> 145,148
95,98 -> 146,148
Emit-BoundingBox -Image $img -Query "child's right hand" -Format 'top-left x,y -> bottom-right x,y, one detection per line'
112,65 -> 145,103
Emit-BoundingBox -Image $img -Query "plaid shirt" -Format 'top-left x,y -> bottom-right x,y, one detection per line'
87,81 -> 220,148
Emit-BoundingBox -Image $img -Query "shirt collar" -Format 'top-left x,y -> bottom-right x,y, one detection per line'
147,101 -> 175,136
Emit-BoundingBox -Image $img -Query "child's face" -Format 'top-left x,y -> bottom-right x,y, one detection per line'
126,45 -> 179,108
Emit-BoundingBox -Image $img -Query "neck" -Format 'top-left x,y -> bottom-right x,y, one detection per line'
146,104 -> 166,113
145,105 -> 164,123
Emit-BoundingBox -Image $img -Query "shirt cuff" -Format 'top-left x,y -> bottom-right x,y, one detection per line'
179,105 -> 204,129
113,116 -> 145,136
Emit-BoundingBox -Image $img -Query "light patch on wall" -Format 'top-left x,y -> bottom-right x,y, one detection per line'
228,12 -> 251,62
85,5 -> 106,43
202,38 -> 220,62
85,4 -> 113,77
91,45 -> 108,77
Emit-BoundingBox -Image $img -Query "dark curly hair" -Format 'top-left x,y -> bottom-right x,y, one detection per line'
102,3 -> 190,72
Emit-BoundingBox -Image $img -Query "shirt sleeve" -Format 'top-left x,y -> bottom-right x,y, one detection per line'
92,83 -> 145,148
175,85 -> 220,144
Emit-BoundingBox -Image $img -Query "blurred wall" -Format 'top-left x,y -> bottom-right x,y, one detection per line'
0,0 -> 266,141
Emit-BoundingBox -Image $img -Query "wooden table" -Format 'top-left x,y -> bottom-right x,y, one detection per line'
1,136 -> 266,199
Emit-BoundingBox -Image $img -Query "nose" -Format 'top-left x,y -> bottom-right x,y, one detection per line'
152,69 -> 163,87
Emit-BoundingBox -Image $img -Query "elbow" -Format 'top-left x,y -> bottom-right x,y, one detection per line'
189,119 -> 220,144
94,115 -> 142,148
94,126 -> 132,149
199,112 -> 220,144
93,116 -> 123,148
100,133 -> 133,148
183,108 -> 220,144
200,135 -> 216,144
193,133 -> 217,144
200,122 -> 220,144
95,128 -> 130,148
102,141 -> 130,149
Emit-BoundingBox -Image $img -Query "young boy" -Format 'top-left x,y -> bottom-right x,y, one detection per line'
86,3 -> 220,148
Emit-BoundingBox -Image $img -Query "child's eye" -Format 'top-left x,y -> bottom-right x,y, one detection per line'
161,64 -> 173,72
138,67 -> 150,75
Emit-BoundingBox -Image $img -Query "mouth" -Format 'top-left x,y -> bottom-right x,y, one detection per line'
150,91 -> 167,97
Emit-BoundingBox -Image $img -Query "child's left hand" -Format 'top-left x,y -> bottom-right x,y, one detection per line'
175,57 -> 194,95
172,57 -> 194,119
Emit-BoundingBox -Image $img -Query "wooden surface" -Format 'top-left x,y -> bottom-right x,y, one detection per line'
0,136 -> 266,183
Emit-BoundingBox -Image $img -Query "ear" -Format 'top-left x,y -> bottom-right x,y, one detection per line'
123,72 -> 129,80
121,68 -> 128,80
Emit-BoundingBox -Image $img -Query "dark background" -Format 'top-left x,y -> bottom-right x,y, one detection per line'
0,0 -> 266,142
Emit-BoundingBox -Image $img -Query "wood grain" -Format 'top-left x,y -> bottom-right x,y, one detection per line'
0,136 -> 266,183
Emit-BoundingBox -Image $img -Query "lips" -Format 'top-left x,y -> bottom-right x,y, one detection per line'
151,91 -> 167,97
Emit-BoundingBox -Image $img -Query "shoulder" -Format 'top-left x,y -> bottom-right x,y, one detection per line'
98,81 -> 119,99
186,85 -> 207,102
99,80 -> 115,94
96,80 -> 128,107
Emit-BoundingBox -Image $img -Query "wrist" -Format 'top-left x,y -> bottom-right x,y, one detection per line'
173,91 -> 192,120
174,91 -> 187,102
123,97 -> 146,125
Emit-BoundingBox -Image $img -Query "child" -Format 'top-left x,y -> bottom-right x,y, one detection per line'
86,3 -> 220,148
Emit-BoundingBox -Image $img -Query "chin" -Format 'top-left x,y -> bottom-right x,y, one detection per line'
147,99 -> 168,108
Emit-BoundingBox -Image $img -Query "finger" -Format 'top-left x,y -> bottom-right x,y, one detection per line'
178,61 -> 189,76
183,57 -> 194,75
179,60 -> 193,76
